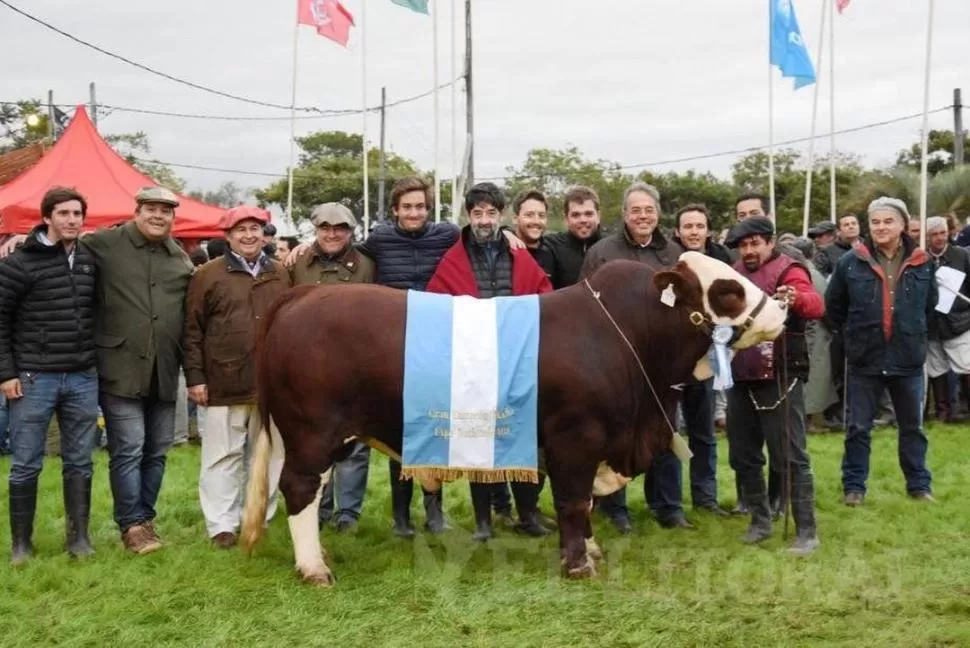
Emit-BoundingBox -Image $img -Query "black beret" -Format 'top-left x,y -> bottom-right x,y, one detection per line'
807,221 -> 837,238
725,216 -> 775,249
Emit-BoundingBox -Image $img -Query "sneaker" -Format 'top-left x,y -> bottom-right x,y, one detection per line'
122,524 -> 162,555
843,492 -> 865,507
211,532 -> 237,549
909,492 -> 936,503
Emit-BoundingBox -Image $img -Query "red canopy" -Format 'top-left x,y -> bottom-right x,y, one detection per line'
0,106 -> 226,238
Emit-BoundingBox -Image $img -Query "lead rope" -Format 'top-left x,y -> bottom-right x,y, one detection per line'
583,279 -> 679,438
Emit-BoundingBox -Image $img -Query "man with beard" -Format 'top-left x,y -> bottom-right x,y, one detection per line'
579,182 -> 692,531
512,189 -> 556,280
184,206 -> 292,549
725,217 -> 824,554
671,204 -> 731,517
826,197 -> 936,506
426,182 -> 553,541
545,186 -> 603,289
0,187 -> 99,563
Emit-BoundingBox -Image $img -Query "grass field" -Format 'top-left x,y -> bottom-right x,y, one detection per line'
1,424 -> 969,648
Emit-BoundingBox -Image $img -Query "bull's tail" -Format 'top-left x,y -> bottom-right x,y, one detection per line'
241,421 -> 272,554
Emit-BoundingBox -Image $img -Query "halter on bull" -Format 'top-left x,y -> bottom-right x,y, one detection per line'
240,251 -> 786,586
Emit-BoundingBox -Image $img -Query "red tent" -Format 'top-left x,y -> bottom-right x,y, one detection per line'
0,106 -> 226,238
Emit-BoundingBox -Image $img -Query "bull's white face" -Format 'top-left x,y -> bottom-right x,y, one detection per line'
677,251 -> 787,348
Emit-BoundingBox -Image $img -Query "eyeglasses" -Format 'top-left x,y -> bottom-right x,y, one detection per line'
628,207 -> 657,216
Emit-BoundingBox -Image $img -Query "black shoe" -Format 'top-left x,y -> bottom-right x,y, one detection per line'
333,516 -> 358,533
389,462 -> 415,538
610,515 -> 632,534
470,483 -> 493,542
789,473 -> 819,555
658,514 -> 695,530
10,480 -> 37,565
63,473 -> 94,558
514,512 -> 552,537
423,489 -> 450,534
739,478 -> 772,544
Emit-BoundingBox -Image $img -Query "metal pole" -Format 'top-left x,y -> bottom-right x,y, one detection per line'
89,82 -> 97,129
767,42 -> 776,221
802,0 -> 828,237
286,15 -> 300,221
362,0 -> 370,236
829,0 -> 837,222
955,88 -> 965,167
46,90 -> 54,141
450,0 -> 458,221
378,86 -> 387,221
433,0 -> 441,223
917,0 -> 936,251
464,0 -> 474,186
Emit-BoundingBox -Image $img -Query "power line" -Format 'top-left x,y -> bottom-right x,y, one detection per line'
130,105 -> 953,184
0,0 -> 463,115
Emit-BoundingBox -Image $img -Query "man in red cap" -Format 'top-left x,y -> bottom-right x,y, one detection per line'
183,206 -> 292,548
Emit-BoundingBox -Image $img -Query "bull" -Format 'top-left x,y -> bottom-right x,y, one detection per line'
240,251 -> 786,586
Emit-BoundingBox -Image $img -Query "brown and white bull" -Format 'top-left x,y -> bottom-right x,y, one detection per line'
240,251 -> 786,586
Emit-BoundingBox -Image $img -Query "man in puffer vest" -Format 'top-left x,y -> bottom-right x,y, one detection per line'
0,187 -> 99,564
724,216 -> 825,555
426,182 -> 553,541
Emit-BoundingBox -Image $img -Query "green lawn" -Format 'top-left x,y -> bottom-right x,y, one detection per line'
1,425 -> 969,648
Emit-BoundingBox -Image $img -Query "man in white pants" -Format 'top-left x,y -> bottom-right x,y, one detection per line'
183,206 -> 292,548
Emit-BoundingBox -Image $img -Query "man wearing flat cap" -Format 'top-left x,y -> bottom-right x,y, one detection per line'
183,206 -> 291,548
807,221 -> 837,249
0,186 -> 196,555
290,203 -> 375,532
826,197 -> 937,507
724,216 -> 825,555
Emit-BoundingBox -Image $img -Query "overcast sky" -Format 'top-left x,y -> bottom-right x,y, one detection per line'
3,0 -> 968,200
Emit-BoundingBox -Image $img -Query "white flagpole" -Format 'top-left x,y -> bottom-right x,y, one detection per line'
361,0 -> 370,236
918,0 -> 936,250
768,21 -> 777,221
802,0 -> 828,237
286,13 -> 301,221
450,0 -> 458,223
433,0 -> 441,223
828,0 -> 837,223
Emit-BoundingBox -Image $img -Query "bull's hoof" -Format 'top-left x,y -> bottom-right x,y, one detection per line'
297,566 -> 335,588
585,538 -> 604,562
562,555 -> 597,580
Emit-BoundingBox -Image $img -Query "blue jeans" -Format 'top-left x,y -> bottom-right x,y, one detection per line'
319,442 -> 371,523
7,369 -> 99,484
101,391 -> 175,532
843,372 -> 931,496
682,379 -> 718,508
0,392 -> 10,454
598,450 -> 684,524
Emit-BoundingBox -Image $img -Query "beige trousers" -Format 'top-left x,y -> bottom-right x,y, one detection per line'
199,404 -> 284,537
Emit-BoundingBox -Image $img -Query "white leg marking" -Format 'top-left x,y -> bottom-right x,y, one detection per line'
288,472 -> 333,586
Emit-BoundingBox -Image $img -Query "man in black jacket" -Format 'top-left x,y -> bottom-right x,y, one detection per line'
545,186 -> 604,289
512,188 -> 556,280
0,187 -> 99,564
925,216 -> 970,422
813,213 -> 860,277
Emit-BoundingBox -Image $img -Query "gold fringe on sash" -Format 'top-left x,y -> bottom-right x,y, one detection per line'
400,466 -> 539,485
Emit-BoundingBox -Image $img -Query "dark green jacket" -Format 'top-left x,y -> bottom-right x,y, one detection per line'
83,222 -> 194,401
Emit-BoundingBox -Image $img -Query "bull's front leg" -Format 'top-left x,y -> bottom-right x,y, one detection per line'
281,466 -> 334,587
548,463 -> 599,579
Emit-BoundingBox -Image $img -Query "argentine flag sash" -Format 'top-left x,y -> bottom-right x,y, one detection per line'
401,290 -> 540,484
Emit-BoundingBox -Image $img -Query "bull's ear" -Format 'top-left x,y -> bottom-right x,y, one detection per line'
707,278 -> 747,319
653,263 -> 689,301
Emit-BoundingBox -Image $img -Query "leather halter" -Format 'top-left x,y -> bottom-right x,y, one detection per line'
688,292 -> 770,345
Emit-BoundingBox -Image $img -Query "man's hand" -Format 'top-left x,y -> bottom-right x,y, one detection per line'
0,235 -> 26,258
283,242 -> 311,268
187,384 -> 208,407
503,230 -> 527,250
774,285 -> 796,307
1,378 -> 23,400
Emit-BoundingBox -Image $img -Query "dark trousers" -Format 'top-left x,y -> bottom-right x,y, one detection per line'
597,450 -> 683,524
842,372 -> 931,496
727,380 -> 813,500
682,379 -> 718,508
101,391 -> 175,532
319,442 -> 371,523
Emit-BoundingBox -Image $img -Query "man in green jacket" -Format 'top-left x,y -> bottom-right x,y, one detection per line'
83,187 -> 194,554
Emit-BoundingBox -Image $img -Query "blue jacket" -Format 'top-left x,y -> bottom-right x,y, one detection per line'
825,236 -> 936,376
358,220 -> 460,290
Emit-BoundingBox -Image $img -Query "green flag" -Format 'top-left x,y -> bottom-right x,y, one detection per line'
390,0 -> 429,14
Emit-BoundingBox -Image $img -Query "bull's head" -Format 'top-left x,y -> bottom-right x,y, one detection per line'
653,251 -> 787,380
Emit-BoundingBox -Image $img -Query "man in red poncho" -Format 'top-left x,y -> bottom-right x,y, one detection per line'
426,182 -> 552,541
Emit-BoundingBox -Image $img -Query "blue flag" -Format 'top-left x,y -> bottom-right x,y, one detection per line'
390,0 -> 428,14
770,0 -> 816,90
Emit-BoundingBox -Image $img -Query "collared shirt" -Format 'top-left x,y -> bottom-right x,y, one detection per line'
230,250 -> 268,277
37,231 -> 76,268
875,242 -> 905,298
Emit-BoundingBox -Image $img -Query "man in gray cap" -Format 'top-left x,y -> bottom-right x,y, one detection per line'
807,221 -> 837,249
826,197 -> 936,506
724,216 -> 825,554
289,203 -> 375,532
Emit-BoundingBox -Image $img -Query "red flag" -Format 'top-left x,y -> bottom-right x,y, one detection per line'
297,0 -> 355,47
835,0 -> 850,13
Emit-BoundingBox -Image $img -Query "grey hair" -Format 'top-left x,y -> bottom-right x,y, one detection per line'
623,182 -> 661,212
925,216 -> 948,234
867,196 -> 911,222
